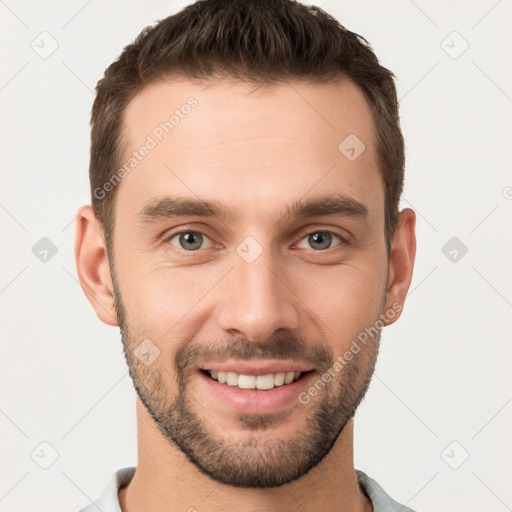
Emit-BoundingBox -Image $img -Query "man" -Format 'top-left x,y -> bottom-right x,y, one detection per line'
75,0 -> 417,510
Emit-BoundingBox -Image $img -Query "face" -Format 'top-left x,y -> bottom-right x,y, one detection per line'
102,77 -> 398,488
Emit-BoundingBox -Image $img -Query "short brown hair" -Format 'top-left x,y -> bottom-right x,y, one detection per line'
90,0 -> 404,251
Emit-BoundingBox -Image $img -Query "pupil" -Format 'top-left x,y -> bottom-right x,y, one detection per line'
310,232 -> 331,250
181,232 -> 201,250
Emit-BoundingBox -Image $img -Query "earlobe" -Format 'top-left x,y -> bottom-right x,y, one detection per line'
74,205 -> 119,326
383,208 -> 417,326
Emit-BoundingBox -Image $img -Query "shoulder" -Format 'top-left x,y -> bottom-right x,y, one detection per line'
356,469 -> 420,512
78,467 -> 136,512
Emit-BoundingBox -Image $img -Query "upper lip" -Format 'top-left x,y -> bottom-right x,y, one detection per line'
199,360 -> 314,376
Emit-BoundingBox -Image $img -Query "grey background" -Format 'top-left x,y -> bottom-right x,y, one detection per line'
1,1 -> 511,511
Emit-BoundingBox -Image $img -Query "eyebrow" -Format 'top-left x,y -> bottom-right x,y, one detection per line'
136,193 -> 369,225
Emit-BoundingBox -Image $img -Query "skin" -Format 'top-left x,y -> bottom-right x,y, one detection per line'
75,77 -> 416,512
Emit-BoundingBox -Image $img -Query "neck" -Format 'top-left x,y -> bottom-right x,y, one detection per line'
119,398 -> 372,512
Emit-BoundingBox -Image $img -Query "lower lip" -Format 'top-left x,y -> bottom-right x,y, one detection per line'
197,370 -> 315,415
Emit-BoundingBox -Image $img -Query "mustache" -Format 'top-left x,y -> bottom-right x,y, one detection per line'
174,335 -> 333,375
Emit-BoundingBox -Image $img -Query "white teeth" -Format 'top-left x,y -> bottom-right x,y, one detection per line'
226,372 -> 238,386
256,374 -> 275,390
207,369 -> 305,389
238,374 -> 256,389
274,372 -> 285,386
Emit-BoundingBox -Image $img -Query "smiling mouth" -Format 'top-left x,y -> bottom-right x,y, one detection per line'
200,369 -> 313,390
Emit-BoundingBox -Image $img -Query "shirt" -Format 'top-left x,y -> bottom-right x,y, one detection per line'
78,466 -> 418,512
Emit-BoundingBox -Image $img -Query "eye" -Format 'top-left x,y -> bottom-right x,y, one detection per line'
296,231 -> 343,251
167,231 -> 213,251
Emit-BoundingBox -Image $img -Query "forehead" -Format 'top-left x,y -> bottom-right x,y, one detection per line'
116,76 -> 383,226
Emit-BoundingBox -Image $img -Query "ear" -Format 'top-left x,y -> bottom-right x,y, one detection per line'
383,208 -> 416,326
74,205 -> 119,326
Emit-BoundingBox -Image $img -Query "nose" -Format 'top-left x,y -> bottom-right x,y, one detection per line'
216,246 -> 300,343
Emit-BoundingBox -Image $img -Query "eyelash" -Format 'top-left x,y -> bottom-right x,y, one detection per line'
163,228 -> 347,253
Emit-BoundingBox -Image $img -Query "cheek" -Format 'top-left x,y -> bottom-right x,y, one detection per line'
116,261 -> 224,339
297,264 -> 386,347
